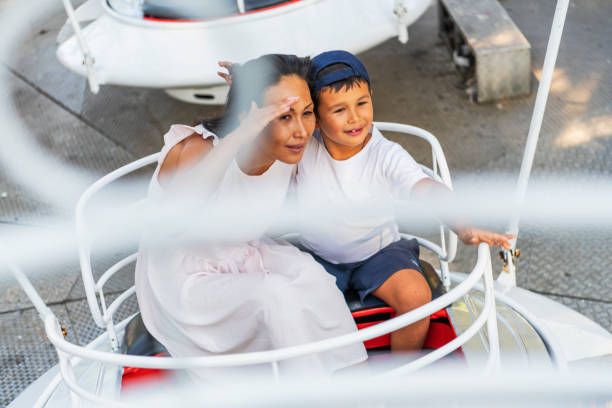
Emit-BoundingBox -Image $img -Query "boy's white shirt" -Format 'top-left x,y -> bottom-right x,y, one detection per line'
294,126 -> 429,264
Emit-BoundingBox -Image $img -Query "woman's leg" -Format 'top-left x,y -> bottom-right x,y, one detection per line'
371,269 -> 432,351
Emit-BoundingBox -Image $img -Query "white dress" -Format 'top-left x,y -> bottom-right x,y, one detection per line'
135,124 -> 367,380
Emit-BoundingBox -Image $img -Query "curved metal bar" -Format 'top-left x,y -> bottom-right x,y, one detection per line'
467,293 -> 528,365
75,153 -> 159,328
58,349 -> 128,408
419,165 -> 444,183
60,0 -> 99,92
36,313 -> 139,408
44,244 -> 491,370
95,253 -> 138,291
373,122 -> 452,189
450,273 -> 569,372
483,256 -> 501,372
382,245 -> 497,376
103,286 -> 136,323
4,259 -> 54,321
383,289 -> 491,376
400,233 -> 445,260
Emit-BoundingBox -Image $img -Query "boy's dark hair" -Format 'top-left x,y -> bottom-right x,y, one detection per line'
311,63 -> 372,111
203,54 -> 311,136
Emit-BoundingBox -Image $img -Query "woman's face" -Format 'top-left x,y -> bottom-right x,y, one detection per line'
257,74 -> 316,164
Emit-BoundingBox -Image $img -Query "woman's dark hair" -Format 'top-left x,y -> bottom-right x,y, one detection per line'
202,54 -> 311,137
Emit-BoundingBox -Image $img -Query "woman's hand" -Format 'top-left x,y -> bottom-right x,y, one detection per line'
217,61 -> 234,85
231,97 -> 299,143
457,227 -> 515,250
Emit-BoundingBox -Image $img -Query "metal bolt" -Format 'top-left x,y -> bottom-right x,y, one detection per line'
1,192 -> 7,198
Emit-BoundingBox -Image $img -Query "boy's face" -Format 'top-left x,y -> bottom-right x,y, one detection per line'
315,80 -> 373,160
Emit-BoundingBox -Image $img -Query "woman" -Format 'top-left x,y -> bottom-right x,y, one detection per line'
135,54 -> 367,380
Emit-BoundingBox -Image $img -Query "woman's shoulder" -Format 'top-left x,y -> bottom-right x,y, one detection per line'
164,123 -> 219,148
157,124 -> 218,187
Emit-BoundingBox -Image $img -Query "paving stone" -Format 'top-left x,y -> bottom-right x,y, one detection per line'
0,305 -> 77,408
1,67 -> 137,225
0,223 -> 80,313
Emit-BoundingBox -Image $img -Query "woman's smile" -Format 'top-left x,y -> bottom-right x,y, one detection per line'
286,142 -> 306,154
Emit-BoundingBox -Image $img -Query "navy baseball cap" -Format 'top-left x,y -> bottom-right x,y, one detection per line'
311,50 -> 371,93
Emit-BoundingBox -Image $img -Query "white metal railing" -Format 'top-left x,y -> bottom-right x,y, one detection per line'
49,245 -> 494,370
59,0 -> 99,92
75,153 -> 159,351
14,122 -> 497,406
76,123 -> 456,339
24,243 -> 497,407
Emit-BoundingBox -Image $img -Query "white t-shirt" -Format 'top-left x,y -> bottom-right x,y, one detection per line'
295,126 -> 428,264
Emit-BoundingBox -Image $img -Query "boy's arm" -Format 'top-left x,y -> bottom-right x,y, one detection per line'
410,178 -> 513,250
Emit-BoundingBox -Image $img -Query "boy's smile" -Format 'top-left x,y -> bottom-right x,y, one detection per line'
316,80 -> 373,161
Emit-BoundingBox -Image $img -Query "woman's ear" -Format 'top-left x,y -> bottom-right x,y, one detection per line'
315,119 -> 320,130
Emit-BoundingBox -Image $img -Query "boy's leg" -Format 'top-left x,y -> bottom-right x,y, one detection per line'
371,268 -> 432,351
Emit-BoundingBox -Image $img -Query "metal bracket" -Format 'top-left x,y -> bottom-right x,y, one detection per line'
393,0 -> 411,44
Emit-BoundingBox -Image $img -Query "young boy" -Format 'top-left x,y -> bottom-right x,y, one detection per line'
294,50 -> 512,351
218,52 -> 512,351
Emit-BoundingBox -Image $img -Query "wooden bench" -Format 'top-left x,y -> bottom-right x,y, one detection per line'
439,0 -> 531,102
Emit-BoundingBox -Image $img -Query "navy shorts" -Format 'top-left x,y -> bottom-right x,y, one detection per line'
304,238 -> 423,302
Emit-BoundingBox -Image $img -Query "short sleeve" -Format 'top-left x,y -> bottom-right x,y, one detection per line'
161,124 -> 219,156
384,144 -> 429,198
192,123 -> 219,146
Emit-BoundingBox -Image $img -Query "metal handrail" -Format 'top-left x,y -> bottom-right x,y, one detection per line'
76,123 -> 452,329
59,0 -> 99,92
95,253 -> 138,291
75,153 -> 159,328
38,243 -> 497,407
58,123 -> 499,405
44,244 -> 495,370
450,273 -> 568,372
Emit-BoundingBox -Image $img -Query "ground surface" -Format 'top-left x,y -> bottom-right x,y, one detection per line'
1,0 -> 611,406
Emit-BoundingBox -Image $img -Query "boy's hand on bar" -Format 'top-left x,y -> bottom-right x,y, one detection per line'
457,227 -> 514,250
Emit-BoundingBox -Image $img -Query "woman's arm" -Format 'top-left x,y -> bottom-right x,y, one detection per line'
160,98 -> 298,199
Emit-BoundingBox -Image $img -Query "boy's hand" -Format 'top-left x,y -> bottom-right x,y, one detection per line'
217,61 -> 234,86
457,227 -> 514,250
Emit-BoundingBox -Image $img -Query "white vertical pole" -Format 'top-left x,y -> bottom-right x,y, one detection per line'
60,0 -> 99,93
500,0 -> 570,285
483,253 -> 500,373
236,0 -> 246,13
271,361 -> 280,382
